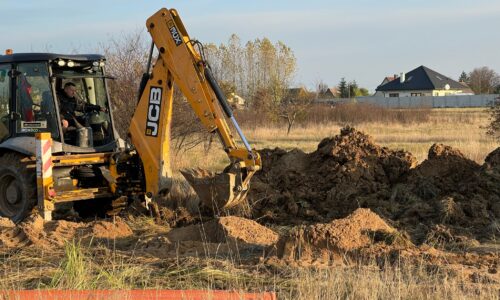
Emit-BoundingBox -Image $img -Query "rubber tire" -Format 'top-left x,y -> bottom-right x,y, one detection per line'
0,153 -> 36,223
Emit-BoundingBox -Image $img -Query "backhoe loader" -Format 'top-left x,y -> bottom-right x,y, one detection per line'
0,7 -> 261,222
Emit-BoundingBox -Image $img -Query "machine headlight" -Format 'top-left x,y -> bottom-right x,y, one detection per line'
67,60 -> 75,67
57,59 -> 66,67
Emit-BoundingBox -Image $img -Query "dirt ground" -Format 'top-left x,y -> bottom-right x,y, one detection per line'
0,126 -> 498,290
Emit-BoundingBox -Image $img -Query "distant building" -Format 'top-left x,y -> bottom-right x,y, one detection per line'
318,87 -> 339,99
227,93 -> 246,109
379,76 -> 396,87
375,66 -> 473,97
286,87 -> 310,99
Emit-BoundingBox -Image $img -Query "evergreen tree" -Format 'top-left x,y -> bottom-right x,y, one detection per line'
349,80 -> 358,98
338,78 -> 348,98
459,71 -> 469,83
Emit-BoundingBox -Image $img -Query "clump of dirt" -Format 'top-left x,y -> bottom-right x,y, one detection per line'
483,147 -> 500,174
0,218 -> 15,228
274,209 -> 413,265
249,127 -> 500,245
92,218 -> 133,239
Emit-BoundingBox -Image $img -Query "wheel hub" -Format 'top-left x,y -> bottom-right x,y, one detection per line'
0,174 -> 22,217
5,180 -> 20,205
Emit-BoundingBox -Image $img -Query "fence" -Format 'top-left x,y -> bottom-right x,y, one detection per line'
315,94 -> 499,108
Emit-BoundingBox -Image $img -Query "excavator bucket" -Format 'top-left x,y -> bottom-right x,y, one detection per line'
180,168 -> 249,211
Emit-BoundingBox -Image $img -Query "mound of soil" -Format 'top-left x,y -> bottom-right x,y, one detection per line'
167,216 -> 279,247
92,219 -> 133,239
0,215 -> 133,249
249,127 -> 500,244
136,216 -> 279,259
250,127 -> 416,224
275,209 -> 406,264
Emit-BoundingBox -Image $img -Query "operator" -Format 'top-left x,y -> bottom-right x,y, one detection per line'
58,82 -> 103,130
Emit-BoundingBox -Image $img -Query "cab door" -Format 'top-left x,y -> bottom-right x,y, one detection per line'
0,64 -> 11,142
13,62 -> 59,140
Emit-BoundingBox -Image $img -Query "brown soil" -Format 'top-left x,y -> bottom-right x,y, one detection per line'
135,216 -> 279,259
275,208 -> 401,263
165,216 -> 278,249
249,127 -> 500,245
251,127 -> 417,225
0,215 -> 133,249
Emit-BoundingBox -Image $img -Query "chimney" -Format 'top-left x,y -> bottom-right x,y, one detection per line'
400,72 -> 406,83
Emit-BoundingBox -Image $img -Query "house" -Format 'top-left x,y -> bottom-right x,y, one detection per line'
227,92 -> 246,109
375,66 -> 472,97
318,87 -> 339,99
379,76 -> 396,87
286,87 -> 310,99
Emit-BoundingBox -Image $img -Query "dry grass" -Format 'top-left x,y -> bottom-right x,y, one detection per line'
173,107 -> 498,171
0,242 -> 497,299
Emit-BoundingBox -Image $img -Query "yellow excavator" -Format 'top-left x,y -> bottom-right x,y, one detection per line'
0,7 -> 261,222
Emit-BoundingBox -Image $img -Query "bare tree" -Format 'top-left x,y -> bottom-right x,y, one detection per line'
468,67 -> 500,94
277,88 -> 315,135
99,31 -> 210,153
99,30 -> 149,137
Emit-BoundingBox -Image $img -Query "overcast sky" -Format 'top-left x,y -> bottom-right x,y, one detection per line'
2,0 -> 499,91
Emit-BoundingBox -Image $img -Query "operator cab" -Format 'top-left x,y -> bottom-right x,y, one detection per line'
0,52 -> 116,152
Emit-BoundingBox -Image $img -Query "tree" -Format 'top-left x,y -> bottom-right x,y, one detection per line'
468,67 -> 500,94
277,88 -> 314,135
358,88 -> 370,96
99,31 -> 149,136
100,31 -> 211,154
459,71 -> 469,83
338,78 -> 348,98
348,81 -> 358,98
205,35 -> 296,110
486,96 -> 500,141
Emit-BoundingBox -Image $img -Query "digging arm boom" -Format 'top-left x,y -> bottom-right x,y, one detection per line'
128,8 -> 261,208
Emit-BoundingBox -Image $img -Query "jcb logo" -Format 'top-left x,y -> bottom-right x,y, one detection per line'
145,87 -> 162,137
168,21 -> 182,46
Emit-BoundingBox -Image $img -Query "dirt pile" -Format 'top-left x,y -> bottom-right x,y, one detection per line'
275,209 -> 409,264
393,144 -> 500,243
166,216 -> 278,247
0,215 -> 133,249
250,127 -> 416,224
249,127 -> 500,244
136,216 -> 279,259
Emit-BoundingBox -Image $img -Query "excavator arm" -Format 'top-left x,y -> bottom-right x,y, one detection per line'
128,8 -> 261,211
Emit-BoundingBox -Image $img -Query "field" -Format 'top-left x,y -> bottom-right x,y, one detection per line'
175,108 -> 497,171
0,108 -> 499,299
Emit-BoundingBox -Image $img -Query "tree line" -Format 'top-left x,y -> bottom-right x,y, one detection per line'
459,67 -> 500,95
98,31 -> 500,139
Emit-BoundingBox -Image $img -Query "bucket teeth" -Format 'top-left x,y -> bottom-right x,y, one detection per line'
180,167 -> 247,211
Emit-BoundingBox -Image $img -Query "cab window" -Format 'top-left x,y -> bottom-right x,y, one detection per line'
15,62 -> 59,139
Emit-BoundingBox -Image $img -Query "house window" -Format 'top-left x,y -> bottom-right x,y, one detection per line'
411,93 -> 423,97
389,93 -> 399,97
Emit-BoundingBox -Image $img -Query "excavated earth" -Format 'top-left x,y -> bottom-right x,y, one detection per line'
249,127 -> 500,245
0,126 -> 498,286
